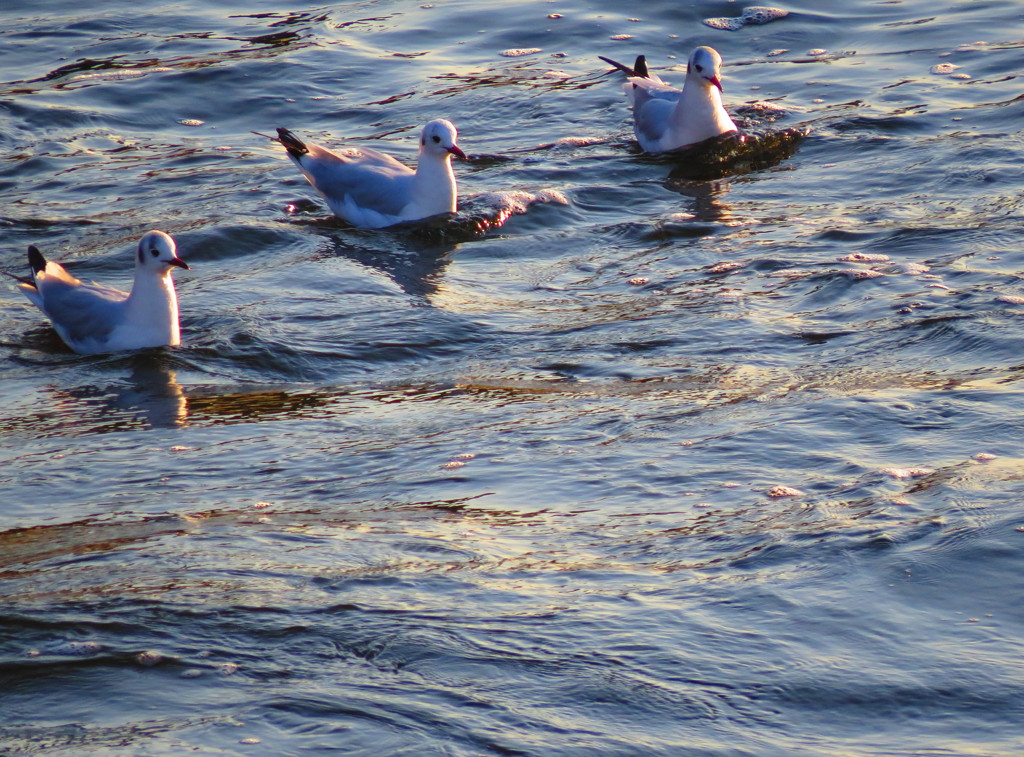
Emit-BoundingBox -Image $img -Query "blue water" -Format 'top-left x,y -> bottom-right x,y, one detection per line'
2,0 -> 1024,754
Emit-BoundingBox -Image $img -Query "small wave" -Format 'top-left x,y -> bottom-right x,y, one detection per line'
67,67 -> 174,83
549,136 -> 608,149
399,188 -> 570,242
471,188 -> 569,215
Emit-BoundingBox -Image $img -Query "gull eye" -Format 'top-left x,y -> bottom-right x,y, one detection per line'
694,64 -> 704,73
432,135 -> 441,143
150,249 -> 159,258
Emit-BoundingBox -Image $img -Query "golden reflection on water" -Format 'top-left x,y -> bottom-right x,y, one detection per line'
0,363 -> 188,437
5,357 -> 1022,443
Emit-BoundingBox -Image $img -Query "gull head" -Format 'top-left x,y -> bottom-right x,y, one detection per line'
687,46 -> 725,92
420,119 -> 466,160
137,230 -> 189,273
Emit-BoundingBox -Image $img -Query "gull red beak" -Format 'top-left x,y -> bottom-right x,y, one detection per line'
709,74 -> 723,92
169,257 -> 190,270
447,145 -> 467,160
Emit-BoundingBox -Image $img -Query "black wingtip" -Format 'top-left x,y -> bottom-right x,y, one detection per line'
275,127 -> 309,159
28,245 -> 46,275
599,55 -> 636,77
634,55 -> 649,78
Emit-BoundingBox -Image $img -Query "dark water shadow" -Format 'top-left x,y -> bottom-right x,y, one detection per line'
284,185 -> 568,298
283,215 -> 459,299
654,128 -> 810,183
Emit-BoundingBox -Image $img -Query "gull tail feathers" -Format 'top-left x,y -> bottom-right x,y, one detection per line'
28,245 -> 46,275
599,54 -> 649,79
5,245 -> 46,289
275,128 -> 310,160
252,129 -> 310,160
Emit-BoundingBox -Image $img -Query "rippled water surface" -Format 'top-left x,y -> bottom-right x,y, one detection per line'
3,0 -> 1024,754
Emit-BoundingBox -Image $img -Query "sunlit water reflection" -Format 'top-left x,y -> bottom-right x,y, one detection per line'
2,0 -> 1024,754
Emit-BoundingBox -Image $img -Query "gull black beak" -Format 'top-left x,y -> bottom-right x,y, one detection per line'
169,258 -> 190,270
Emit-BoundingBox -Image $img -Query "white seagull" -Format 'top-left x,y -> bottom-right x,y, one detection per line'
10,230 -> 189,355
261,119 -> 468,229
600,46 -> 738,154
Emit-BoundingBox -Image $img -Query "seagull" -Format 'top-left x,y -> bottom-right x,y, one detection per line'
9,230 -> 189,355
259,119 -> 468,229
599,46 -> 738,154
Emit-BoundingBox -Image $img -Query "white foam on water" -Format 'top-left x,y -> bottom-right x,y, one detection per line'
839,253 -> 890,263
882,467 -> 933,479
767,485 -> 804,498
499,48 -> 541,57
476,188 -> 569,215
708,261 -> 743,273
135,650 -> 164,667
703,17 -> 745,31
704,6 -> 788,31
550,136 -> 605,148
69,67 -> 173,83
50,640 -> 103,655
742,6 -> 789,24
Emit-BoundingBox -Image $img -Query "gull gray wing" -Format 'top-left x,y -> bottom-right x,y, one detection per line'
36,277 -> 127,345
628,77 -> 681,145
295,142 -> 416,218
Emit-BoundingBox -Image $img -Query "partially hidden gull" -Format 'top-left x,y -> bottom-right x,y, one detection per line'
600,46 -> 738,154
9,230 -> 189,354
260,119 -> 467,229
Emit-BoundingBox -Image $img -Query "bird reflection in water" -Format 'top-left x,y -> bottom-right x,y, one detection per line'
115,356 -> 189,429
287,216 -> 458,299
655,128 -> 808,225
291,184 -> 566,298
10,355 -> 190,437
660,178 -> 737,226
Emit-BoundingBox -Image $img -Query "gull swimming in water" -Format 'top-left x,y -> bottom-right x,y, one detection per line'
259,119 -> 468,229
600,46 -> 738,154
10,230 -> 189,354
